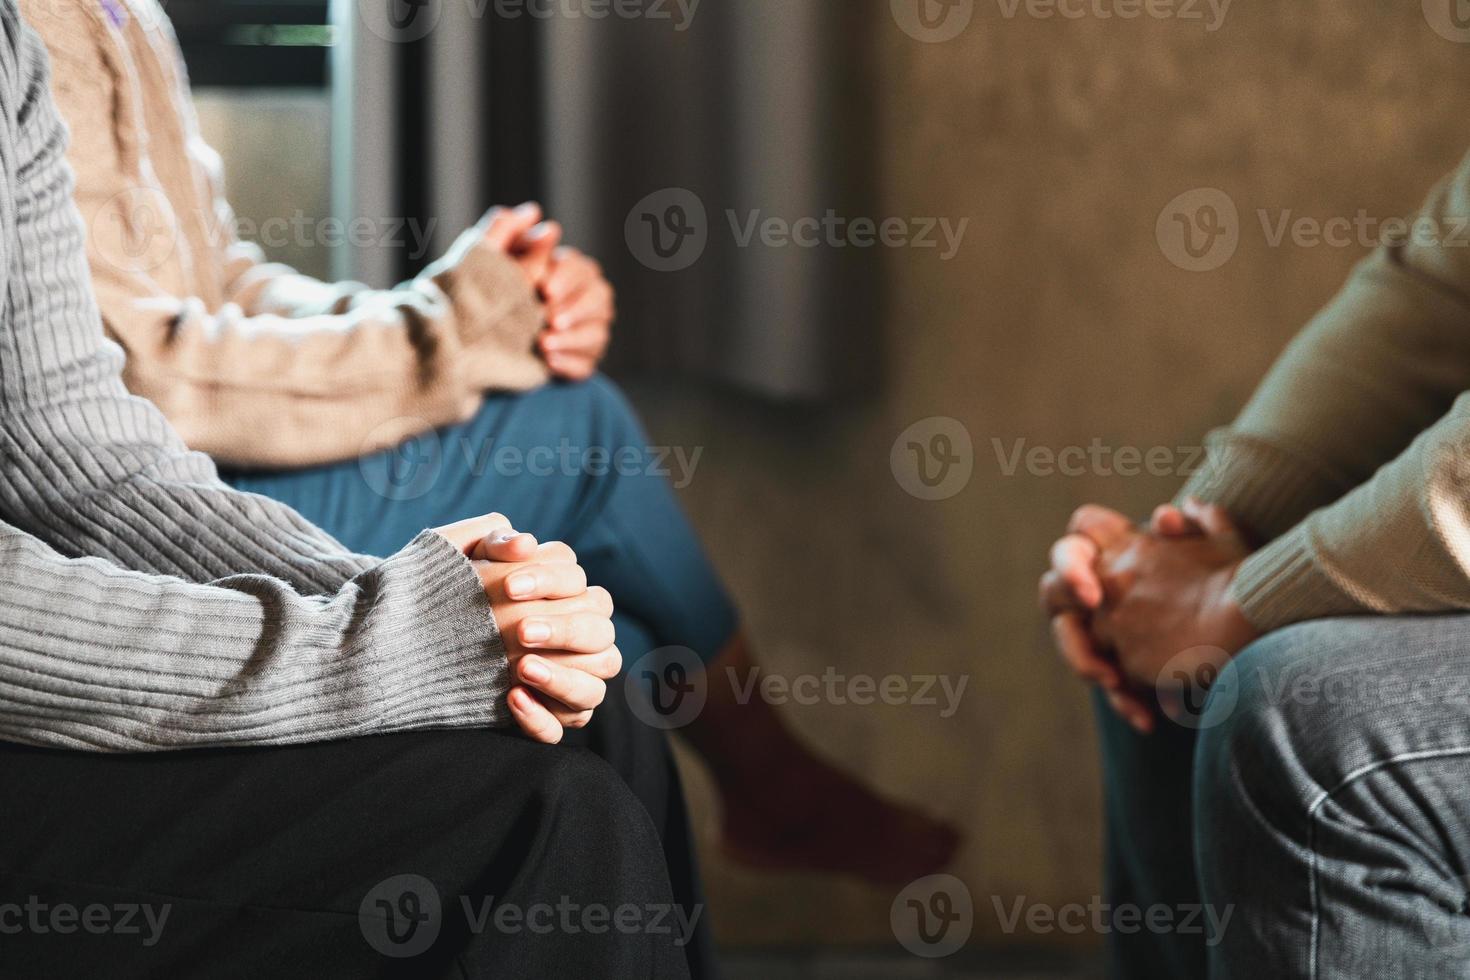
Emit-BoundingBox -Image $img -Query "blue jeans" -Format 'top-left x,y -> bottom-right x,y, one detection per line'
1101,614 -> 1470,979
222,375 -> 738,669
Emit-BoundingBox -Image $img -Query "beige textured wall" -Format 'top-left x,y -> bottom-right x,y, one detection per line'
638,0 -> 1470,949
196,0 -> 1470,950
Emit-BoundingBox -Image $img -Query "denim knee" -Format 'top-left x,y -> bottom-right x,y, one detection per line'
1192,623 -> 1349,853
576,374 -> 651,449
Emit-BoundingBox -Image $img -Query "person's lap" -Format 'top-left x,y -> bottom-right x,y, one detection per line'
1101,613 -> 1470,979
0,729 -> 692,979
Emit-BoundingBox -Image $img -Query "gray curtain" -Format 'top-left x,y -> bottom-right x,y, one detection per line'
333,0 -> 879,402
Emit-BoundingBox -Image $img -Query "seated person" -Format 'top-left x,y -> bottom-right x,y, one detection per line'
21,0 -> 960,897
0,6 -> 688,976
1043,150 -> 1470,978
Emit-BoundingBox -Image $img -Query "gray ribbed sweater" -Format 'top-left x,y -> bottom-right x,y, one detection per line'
0,4 -> 509,751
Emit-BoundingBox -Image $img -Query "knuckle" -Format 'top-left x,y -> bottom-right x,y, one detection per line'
588,586 -> 613,614
541,541 -> 576,563
601,646 -> 623,679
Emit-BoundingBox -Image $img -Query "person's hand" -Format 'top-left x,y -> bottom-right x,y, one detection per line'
482,203 -> 615,380
1090,499 -> 1260,703
483,202 -> 563,289
534,245 -> 615,381
1040,505 -> 1157,732
435,515 -> 620,744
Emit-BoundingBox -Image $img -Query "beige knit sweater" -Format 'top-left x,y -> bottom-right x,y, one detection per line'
1180,150 -> 1470,632
0,2 -> 511,750
21,0 -> 548,468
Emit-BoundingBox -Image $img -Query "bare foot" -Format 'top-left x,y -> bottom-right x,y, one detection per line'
682,634 -> 963,886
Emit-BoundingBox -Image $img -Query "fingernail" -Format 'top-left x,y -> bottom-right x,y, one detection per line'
507,573 -> 537,598
522,658 -> 551,684
526,222 -> 551,240
522,621 -> 551,644
515,202 -> 539,217
491,529 -> 518,544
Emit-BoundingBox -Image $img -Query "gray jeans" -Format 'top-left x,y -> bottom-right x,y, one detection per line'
1101,614 -> 1470,979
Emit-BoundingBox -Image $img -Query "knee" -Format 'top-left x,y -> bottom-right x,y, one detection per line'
531,747 -> 656,845
565,375 -> 649,449
1193,618 -> 1395,850
1195,623 -> 1327,794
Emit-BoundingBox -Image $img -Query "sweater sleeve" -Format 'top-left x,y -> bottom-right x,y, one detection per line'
97,221 -> 552,469
0,6 -> 511,750
28,0 -> 548,469
1178,151 -> 1470,546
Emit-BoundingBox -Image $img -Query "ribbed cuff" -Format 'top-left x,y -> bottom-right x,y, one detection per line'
422,224 -> 549,392
365,529 -> 512,732
1229,522 -> 1368,632
1179,432 -> 1346,544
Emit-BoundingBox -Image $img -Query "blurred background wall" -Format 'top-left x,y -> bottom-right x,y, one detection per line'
193,0 -> 1470,955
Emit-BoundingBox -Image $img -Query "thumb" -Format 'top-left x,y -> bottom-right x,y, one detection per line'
1181,498 -> 1249,554
471,530 -> 540,563
513,221 -> 563,283
1150,503 -> 1199,538
483,202 -> 543,252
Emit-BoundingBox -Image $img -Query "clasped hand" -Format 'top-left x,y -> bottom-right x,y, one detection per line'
436,515 -> 620,744
1039,499 -> 1260,733
482,203 -> 615,381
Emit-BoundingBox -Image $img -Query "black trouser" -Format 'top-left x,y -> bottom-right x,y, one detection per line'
564,667 -> 717,980
0,723 -> 696,979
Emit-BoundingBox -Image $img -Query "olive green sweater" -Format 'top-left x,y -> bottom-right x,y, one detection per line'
1181,150 -> 1470,631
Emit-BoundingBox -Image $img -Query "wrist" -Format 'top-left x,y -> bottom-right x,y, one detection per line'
1210,561 -> 1261,655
